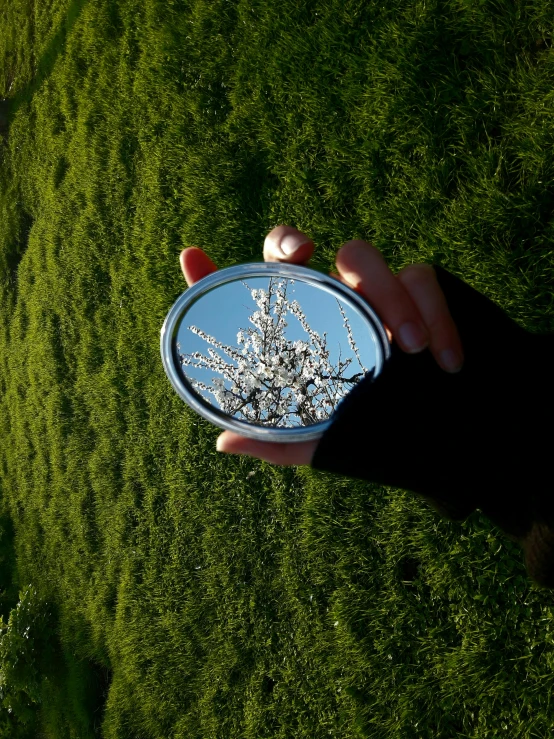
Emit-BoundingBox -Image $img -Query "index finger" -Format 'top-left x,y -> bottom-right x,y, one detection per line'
397,264 -> 464,372
336,240 -> 430,354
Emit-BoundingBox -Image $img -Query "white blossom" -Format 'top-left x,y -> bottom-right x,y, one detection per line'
178,277 -> 371,427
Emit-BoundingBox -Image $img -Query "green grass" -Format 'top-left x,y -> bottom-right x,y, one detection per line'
1,0 -> 554,736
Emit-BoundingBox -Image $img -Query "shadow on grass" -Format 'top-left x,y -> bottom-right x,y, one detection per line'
40,636 -> 113,739
0,589 -> 112,738
37,604 -> 113,738
0,511 -> 20,619
0,0 -> 92,309
0,0 -> 90,139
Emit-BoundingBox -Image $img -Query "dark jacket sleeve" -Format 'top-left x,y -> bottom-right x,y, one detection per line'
310,266 -> 554,553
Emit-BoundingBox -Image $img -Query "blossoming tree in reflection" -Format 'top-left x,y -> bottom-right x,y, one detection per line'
177,278 -> 373,427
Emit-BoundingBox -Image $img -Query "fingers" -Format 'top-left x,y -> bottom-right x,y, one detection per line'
180,224 -> 314,287
181,233 -> 463,379
330,271 -> 394,341
336,241 -> 463,372
216,431 -> 318,466
180,247 -> 218,287
396,264 -> 464,372
264,225 -> 315,263
184,230 -> 465,467
336,241 -> 431,354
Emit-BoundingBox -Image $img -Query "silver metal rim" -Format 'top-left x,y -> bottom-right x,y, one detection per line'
160,261 -> 391,442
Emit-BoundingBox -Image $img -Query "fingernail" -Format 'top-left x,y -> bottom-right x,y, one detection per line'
216,437 -> 228,452
397,322 -> 428,353
280,234 -> 311,255
440,349 -> 463,373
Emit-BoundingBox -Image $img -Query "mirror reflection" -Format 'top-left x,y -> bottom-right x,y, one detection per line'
174,276 -> 378,428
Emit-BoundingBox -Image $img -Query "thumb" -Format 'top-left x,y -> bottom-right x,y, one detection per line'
216,431 -> 317,466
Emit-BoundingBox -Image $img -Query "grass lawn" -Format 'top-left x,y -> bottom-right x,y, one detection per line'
1,0 -> 554,736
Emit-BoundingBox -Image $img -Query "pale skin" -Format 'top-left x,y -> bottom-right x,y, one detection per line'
180,225 -> 464,466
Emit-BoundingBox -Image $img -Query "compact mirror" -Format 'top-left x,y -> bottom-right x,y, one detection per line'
161,262 -> 391,442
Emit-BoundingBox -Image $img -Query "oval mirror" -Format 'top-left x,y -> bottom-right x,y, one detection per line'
161,262 -> 391,442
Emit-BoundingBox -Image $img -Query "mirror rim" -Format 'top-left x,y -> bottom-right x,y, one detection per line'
161,261 -> 391,442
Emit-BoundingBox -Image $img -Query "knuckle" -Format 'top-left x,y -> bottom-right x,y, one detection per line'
426,315 -> 450,336
337,239 -> 375,258
428,313 -> 461,349
397,263 -> 435,283
336,240 -> 386,278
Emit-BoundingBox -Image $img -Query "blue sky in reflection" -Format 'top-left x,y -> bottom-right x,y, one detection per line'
175,277 -> 378,421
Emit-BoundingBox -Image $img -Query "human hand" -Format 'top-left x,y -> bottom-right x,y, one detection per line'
180,225 -> 464,466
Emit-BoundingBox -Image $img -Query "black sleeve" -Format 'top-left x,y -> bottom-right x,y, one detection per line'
310,265 -> 554,584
